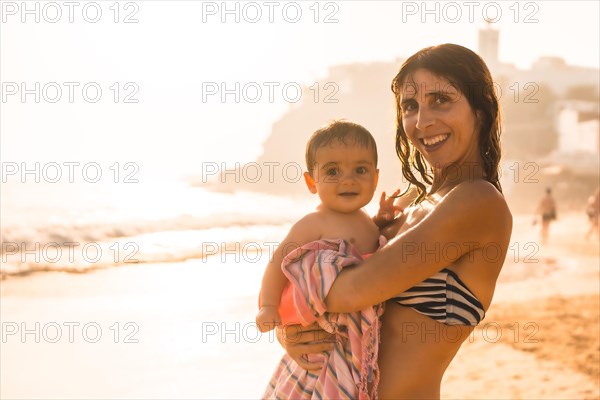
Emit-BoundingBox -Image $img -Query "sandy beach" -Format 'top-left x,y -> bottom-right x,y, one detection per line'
1,213 -> 598,399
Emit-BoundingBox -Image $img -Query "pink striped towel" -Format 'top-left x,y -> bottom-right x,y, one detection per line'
263,237 -> 386,400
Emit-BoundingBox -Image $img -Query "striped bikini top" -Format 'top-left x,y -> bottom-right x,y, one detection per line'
391,268 -> 485,326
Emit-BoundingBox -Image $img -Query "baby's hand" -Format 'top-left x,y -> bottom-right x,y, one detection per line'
256,306 -> 282,333
373,189 -> 404,228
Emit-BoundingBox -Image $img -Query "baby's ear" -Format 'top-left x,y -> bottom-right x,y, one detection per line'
303,172 -> 318,194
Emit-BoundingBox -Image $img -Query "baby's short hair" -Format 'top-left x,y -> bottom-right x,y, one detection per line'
305,120 -> 378,176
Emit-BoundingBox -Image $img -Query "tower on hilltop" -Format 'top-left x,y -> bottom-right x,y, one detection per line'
478,20 -> 499,68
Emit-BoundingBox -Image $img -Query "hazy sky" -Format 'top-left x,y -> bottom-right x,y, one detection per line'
2,0 -> 599,178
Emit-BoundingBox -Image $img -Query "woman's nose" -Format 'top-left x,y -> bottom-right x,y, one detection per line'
415,106 -> 434,131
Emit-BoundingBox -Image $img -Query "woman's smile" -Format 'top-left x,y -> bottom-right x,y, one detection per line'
420,133 -> 450,151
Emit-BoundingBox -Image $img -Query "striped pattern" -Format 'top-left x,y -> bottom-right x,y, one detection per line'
263,238 -> 386,400
392,268 -> 485,326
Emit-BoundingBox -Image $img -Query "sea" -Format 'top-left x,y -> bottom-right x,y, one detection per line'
0,178 -> 320,278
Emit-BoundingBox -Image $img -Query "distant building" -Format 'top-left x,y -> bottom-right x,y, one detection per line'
477,25 -> 598,205
478,22 -> 499,68
477,26 -> 599,96
536,100 -> 600,179
556,101 -> 600,155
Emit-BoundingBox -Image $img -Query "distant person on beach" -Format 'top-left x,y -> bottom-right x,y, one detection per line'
274,44 -> 512,398
256,120 -> 408,398
585,187 -> 599,240
534,187 -> 557,245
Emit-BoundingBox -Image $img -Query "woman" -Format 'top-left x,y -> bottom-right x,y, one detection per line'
276,43 -> 513,399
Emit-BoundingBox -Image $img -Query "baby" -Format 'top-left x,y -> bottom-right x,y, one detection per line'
257,120 -> 382,331
256,120 -> 401,399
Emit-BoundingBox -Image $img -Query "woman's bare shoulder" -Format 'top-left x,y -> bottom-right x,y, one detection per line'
441,180 -> 512,239
448,180 -> 509,210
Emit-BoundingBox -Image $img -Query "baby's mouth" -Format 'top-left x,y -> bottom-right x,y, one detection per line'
338,192 -> 359,197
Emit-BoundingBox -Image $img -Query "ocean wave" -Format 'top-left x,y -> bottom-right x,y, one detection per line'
1,224 -> 291,279
1,211 -> 294,252
1,180 -> 315,278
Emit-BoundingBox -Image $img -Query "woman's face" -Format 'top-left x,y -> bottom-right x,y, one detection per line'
399,68 -> 481,171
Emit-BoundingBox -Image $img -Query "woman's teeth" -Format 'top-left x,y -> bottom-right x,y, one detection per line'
422,134 -> 449,146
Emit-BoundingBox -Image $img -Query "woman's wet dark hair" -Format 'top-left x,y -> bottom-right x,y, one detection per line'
391,43 -> 502,203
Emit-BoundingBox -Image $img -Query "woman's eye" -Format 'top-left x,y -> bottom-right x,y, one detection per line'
402,102 -> 417,113
402,104 -> 416,112
434,95 -> 449,105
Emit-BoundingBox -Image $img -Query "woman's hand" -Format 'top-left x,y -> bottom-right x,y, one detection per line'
276,323 -> 336,371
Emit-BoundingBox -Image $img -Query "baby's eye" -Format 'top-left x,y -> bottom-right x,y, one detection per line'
356,166 -> 367,174
325,168 -> 338,176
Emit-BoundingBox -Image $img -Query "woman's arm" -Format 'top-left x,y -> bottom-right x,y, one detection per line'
326,181 -> 513,312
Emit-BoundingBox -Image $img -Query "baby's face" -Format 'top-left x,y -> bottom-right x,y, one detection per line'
306,140 -> 378,214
